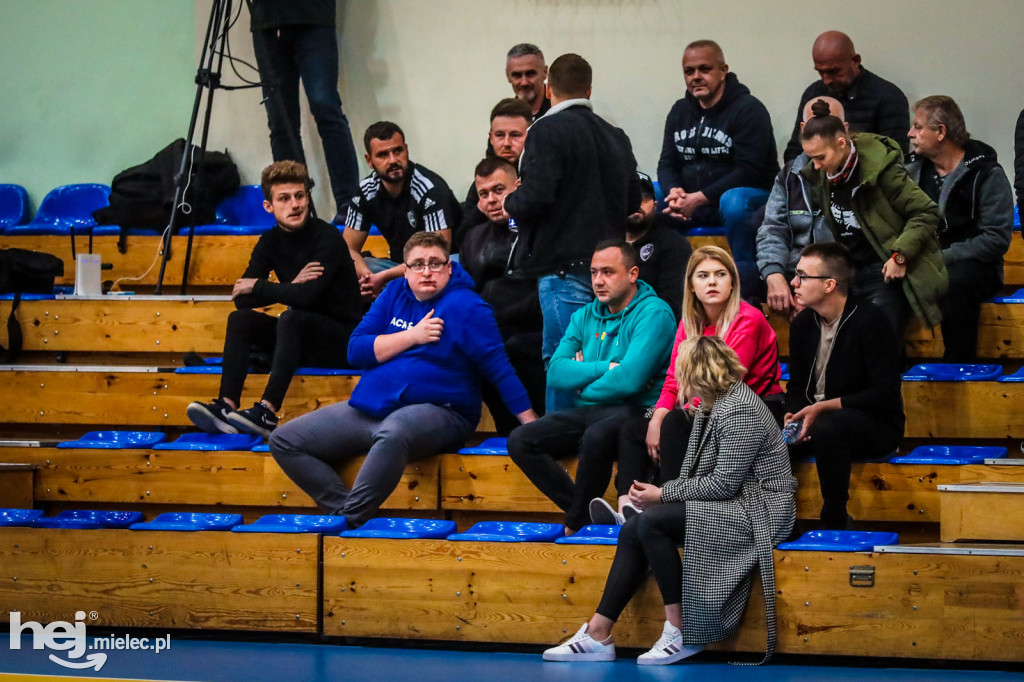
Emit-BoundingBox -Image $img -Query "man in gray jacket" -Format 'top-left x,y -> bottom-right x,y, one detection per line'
756,97 -> 846,315
906,96 -> 1013,361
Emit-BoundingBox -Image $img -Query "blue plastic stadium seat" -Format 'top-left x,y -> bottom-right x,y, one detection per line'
91,225 -> 161,237
251,443 -> 270,452
341,518 -> 456,539
651,180 -> 666,206
890,445 -> 1008,465
0,184 -> 30,231
685,226 -> 727,236
130,512 -> 243,531
0,509 -> 44,527
901,363 -> 1003,382
5,184 -> 110,236
998,366 -> 1024,383
991,288 -> 1024,304
185,185 -> 275,235
0,292 -> 57,301
57,430 -> 167,449
779,362 -> 789,381
1014,205 -> 1020,230
447,521 -> 564,543
232,514 -> 347,534
555,524 -> 621,545
30,510 -> 143,529
777,530 -> 899,552
457,437 -> 509,455
152,433 -> 263,451
174,365 -> 223,374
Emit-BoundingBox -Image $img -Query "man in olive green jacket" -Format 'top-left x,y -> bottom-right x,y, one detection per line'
801,133 -> 947,330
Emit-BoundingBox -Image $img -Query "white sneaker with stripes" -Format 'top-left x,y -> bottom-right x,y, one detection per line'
542,623 -> 615,662
636,620 -> 704,665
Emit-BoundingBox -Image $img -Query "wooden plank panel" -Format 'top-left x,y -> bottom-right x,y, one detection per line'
0,447 -> 437,511
440,454 -> 615,513
0,299 -> 277,354
939,487 -> 1024,542
902,381 -> 1024,439
977,302 -> 1024,359
0,234 -> 390,287
0,465 -> 34,508
1003,236 -> 1024,287
322,537 -> 667,646
0,370 -> 357,426
0,528 -> 318,632
794,462 -> 958,523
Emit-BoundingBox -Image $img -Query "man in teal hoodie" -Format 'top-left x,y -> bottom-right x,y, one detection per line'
508,241 -> 677,532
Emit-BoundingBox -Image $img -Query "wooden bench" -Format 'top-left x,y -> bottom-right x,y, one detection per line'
0,446 -> 438,513
0,527 -> 318,632
323,535 -> 1024,662
0,462 -> 35,508
0,365 -> 357,427
0,233 -> 390,290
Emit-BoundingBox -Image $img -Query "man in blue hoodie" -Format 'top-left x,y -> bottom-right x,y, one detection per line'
270,231 -> 537,527
658,39 -> 779,300
507,241 -> 676,532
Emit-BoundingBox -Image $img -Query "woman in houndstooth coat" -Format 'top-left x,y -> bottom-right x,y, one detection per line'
543,335 -> 796,666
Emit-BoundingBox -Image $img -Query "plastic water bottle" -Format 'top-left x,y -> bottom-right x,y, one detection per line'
782,420 -> 803,445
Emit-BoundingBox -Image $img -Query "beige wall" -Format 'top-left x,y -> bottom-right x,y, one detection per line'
209,1 -> 1018,216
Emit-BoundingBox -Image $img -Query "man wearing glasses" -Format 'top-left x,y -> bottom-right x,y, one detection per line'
783,242 -> 904,530
271,231 -> 537,528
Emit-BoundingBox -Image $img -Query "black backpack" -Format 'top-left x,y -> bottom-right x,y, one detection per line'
0,248 -> 64,362
92,138 -> 241,232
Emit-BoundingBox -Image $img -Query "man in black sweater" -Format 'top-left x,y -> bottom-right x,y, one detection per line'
784,242 -> 905,530
187,161 -> 362,438
658,39 -> 778,301
782,31 -> 909,163
503,53 -> 640,412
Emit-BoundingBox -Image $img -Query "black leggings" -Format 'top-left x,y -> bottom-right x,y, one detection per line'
596,502 -> 687,620
617,397 -> 785,495
220,308 -> 353,409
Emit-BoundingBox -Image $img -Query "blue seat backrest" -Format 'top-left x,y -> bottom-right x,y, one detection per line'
0,184 -> 30,229
215,185 -> 276,227
28,184 -> 111,231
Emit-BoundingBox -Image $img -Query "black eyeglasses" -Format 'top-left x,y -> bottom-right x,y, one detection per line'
405,260 -> 449,273
793,271 -> 834,284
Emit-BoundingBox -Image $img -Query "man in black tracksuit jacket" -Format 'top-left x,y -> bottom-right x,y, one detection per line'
503,53 -> 640,412
784,242 -> 905,530
657,40 -> 778,300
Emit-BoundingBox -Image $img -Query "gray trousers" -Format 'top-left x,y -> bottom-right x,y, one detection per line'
269,401 -> 473,526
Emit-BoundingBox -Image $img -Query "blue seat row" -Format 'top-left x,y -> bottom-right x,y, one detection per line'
0,182 -> 389,236
0,509 -> 901,552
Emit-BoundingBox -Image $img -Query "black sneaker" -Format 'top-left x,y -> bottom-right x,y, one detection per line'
186,398 -> 240,435
227,402 -> 279,438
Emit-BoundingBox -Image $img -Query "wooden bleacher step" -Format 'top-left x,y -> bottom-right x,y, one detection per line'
938,466 -> 1024,541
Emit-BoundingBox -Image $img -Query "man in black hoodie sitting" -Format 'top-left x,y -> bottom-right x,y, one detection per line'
658,39 -> 778,300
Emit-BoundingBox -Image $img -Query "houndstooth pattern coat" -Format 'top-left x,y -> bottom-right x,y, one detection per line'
661,381 -> 796,663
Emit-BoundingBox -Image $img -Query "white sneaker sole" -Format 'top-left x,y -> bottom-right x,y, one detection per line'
543,650 -> 615,662
637,645 -> 703,665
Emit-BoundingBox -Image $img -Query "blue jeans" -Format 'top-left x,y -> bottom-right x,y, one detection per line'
694,186 -> 770,301
252,25 -> 360,218
270,401 -> 473,527
364,257 -> 400,274
537,271 -> 593,413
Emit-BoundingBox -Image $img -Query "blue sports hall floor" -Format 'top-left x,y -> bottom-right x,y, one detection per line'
3,634 -> 1024,682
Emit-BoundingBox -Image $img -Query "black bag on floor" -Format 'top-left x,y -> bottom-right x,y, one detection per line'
0,248 -> 64,362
